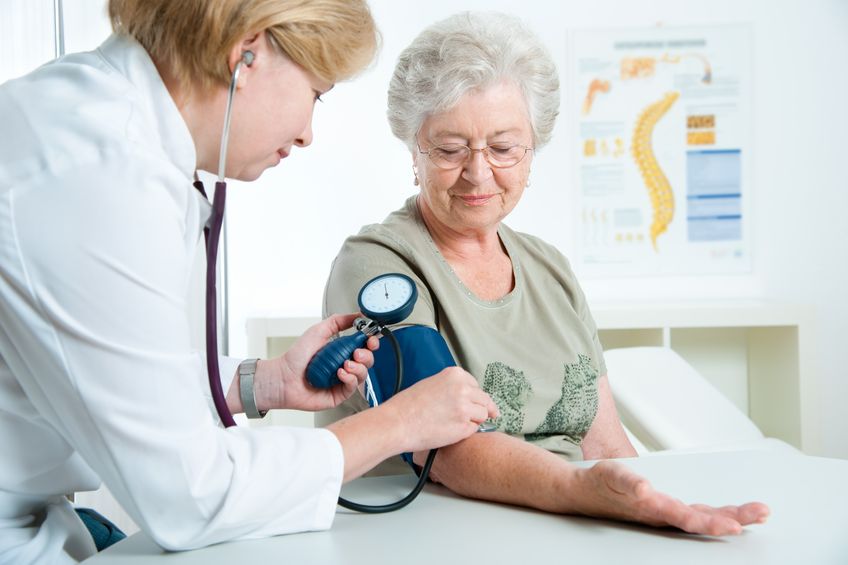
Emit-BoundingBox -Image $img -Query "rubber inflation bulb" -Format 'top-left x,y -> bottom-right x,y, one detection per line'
306,332 -> 368,389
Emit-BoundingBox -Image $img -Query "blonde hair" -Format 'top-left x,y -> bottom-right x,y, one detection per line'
109,0 -> 378,91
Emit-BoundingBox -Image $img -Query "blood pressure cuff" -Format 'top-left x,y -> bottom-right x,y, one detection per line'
365,326 -> 456,467
366,325 -> 456,403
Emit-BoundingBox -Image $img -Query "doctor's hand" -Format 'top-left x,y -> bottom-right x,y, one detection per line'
383,367 -> 500,453
278,314 -> 379,411
230,314 -> 378,415
566,460 -> 770,536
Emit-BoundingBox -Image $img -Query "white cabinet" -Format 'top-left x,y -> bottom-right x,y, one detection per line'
592,301 -> 815,452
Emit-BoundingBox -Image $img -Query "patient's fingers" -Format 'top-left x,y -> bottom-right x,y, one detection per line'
653,496 -> 773,535
658,496 -> 742,535
582,462 -> 767,536
737,502 -> 770,524
690,502 -> 770,525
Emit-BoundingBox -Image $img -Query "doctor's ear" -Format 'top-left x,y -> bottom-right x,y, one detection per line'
228,32 -> 262,88
236,51 -> 255,89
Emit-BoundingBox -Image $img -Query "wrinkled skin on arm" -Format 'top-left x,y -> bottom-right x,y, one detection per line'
414,375 -> 769,536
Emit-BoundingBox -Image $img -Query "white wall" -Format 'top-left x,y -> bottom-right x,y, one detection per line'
225,0 -> 848,459
0,0 -> 111,83
3,0 -> 846,458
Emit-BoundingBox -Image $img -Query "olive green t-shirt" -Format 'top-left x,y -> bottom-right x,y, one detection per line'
319,196 -> 606,468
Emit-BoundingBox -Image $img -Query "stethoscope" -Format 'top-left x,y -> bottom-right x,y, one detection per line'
193,49 -> 255,429
193,51 -> 433,513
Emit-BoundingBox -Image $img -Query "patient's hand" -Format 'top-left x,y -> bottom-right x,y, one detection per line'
411,431 -> 767,537
567,460 -> 770,535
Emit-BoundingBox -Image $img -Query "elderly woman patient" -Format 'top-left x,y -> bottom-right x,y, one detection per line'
320,12 -> 768,535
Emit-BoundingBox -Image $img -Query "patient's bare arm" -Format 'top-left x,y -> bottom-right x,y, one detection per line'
414,427 -> 769,536
580,375 -> 638,460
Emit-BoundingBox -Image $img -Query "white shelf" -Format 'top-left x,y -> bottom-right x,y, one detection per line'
590,301 -> 816,453
591,300 -> 808,330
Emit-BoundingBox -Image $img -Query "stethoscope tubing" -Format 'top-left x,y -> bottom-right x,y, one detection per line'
204,53 -> 253,429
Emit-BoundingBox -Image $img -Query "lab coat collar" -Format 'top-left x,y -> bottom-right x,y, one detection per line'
96,34 -> 197,183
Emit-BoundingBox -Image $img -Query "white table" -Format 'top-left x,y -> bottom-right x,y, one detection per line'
86,450 -> 848,564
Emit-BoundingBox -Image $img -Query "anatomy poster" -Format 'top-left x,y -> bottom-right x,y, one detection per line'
572,25 -> 752,276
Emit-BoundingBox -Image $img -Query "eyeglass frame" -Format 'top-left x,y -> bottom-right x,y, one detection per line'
416,141 -> 534,170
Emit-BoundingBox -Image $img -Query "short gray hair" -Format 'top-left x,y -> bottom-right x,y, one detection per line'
387,11 -> 560,151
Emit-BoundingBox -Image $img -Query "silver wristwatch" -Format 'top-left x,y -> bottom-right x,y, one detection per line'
238,358 -> 266,419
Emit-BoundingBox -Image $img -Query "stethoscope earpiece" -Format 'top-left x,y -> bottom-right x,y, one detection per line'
216,51 -> 255,183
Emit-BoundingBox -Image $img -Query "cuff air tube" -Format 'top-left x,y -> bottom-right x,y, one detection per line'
307,324 -> 455,513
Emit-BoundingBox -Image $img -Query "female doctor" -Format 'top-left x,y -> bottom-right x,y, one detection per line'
0,0 -> 498,562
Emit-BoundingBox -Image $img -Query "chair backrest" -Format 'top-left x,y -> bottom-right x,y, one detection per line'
604,346 -> 764,452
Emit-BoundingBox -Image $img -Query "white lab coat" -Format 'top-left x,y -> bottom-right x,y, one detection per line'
0,35 -> 343,564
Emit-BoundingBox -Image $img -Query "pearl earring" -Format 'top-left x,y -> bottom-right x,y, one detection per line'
412,166 -> 419,186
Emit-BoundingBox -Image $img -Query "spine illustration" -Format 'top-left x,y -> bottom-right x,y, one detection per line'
631,91 -> 679,250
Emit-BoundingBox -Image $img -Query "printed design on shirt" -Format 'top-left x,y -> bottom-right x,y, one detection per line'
526,354 -> 599,442
481,361 -> 533,434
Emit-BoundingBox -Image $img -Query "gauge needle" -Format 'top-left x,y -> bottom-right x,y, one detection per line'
384,283 -> 389,299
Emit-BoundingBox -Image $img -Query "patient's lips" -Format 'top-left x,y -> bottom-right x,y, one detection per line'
457,193 -> 495,206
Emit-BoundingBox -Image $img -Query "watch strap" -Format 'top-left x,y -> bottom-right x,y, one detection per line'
238,358 -> 266,419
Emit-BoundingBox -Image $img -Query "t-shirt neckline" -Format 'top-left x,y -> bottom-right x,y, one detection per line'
408,195 -> 522,309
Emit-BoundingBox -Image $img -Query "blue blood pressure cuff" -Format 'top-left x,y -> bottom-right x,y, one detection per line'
365,326 -> 456,466
366,325 -> 456,403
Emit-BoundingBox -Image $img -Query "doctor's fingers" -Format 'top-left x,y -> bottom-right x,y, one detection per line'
467,400 -> 494,425
318,313 -> 361,338
434,367 -> 499,419
333,367 -> 362,401
480,390 -> 499,419
465,387 -> 499,421
351,345 -> 376,369
338,358 -> 369,386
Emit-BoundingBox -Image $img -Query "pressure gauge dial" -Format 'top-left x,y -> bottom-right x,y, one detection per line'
357,273 -> 418,325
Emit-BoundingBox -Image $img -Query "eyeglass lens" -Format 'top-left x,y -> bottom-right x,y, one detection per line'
426,144 -> 529,169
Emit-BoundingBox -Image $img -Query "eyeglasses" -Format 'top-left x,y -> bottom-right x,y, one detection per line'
417,142 -> 533,170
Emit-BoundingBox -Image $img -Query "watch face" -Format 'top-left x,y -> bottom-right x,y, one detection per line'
358,273 -> 417,324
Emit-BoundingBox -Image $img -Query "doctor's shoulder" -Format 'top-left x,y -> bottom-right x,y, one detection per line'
0,50 -> 150,184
